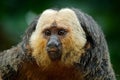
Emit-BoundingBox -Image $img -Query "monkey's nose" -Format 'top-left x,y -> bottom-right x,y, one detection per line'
46,42 -> 61,61
47,41 -> 60,55
47,40 -> 61,54
47,41 -> 59,48
46,35 -> 62,60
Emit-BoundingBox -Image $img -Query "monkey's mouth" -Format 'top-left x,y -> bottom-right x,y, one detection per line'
47,47 -> 61,61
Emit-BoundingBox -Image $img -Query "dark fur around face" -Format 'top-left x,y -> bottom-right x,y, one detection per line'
72,8 -> 116,79
21,8 -> 116,80
22,16 -> 39,54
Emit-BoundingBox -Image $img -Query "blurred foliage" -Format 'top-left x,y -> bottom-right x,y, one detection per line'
0,0 -> 120,79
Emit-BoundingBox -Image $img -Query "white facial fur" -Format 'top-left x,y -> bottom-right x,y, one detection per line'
29,8 -> 86,67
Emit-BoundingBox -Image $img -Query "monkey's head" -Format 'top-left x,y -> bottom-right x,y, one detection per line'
28,8 -> 87,68
21,8 -> 115,79
22,8 -> 106,70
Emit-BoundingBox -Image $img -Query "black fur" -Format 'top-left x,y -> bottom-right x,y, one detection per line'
0,43 -> 25,80
0,15 -> 40,80
0,8 -> 116,80
22,15 -> 40,53
72,8 -> 116,80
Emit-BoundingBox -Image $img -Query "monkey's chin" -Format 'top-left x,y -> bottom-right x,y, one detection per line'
47,51 -> 61,61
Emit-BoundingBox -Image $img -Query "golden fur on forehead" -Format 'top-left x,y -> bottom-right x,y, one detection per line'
29,8 -> 87,68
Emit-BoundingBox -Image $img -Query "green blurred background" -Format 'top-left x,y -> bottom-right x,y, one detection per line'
0,0 -> 120,79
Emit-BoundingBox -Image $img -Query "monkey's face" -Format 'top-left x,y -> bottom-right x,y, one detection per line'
29,8 -> 87,68
44,26 -> 66,61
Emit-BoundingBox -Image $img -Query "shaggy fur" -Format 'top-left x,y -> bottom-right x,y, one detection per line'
0,8 -> 116,80
29,8 -> 86,68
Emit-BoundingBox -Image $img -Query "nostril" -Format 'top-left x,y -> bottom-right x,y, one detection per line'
47,42 -> 58,48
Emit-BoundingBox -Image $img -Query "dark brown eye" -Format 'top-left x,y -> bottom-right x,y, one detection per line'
44,30 -> 51,36
58,29 -> 66,36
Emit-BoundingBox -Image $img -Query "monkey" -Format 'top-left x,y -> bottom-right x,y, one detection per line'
0,8 -> 116,80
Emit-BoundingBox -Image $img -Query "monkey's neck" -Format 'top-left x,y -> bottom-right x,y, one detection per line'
16,61 -> 83,80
